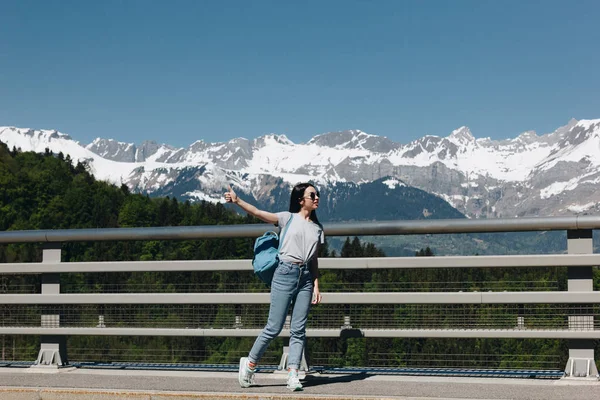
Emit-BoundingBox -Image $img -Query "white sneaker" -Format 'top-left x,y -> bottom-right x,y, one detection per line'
238,357 -> 256,388
286,369 -> 303,391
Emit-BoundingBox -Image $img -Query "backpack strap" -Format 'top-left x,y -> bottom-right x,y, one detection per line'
277,213 -> 293,252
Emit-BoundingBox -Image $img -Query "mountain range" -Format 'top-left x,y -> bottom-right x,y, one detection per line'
2,118 -> 600,221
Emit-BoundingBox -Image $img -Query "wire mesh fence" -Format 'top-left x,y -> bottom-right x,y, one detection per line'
309,350 -> 564,370
67,337 -> 565,371
0,342 -> 39,362
1,304 -> 598,330
0,336 -> 564,372
67,346 -> 282,366
54,266 -> 568,294
0,276 -> 39,294
0,262 -> 591,373
58,280 -> 561,293
0,267 -> 566,294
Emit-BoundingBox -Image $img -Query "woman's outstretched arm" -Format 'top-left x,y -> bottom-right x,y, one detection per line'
224,185 -> 279,224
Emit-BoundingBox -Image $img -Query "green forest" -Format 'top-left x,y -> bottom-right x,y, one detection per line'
0,141 -> 597,372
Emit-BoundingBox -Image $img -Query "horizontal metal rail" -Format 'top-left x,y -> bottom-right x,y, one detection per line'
1,215 -> 600,244
1,253 -> 599,274
317,366 -> 564,378
0,327 -> 597,339
1,291 -> 600,304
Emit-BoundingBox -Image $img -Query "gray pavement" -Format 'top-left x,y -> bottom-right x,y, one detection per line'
0,367 -> 599,400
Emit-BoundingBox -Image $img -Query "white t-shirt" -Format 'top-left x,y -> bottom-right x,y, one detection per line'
276,211 -> 324,265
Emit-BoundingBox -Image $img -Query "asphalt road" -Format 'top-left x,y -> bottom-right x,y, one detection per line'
0,368 -> 599,399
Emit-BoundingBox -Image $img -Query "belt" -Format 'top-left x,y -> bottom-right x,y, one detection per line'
289,261 -> 308,267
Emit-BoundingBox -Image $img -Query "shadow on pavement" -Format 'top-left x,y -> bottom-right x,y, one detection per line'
248,373 -> 370,389
301,373 -> 370,388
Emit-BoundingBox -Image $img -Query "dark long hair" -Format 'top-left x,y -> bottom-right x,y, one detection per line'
289,182 -> 322,228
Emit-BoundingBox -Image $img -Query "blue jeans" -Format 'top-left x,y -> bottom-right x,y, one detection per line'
248,260 -> 314,370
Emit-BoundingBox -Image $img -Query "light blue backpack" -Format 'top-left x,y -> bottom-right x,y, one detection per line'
252,214 -> 292,286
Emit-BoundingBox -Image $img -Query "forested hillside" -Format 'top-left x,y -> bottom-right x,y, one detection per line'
0,141 -> 589,371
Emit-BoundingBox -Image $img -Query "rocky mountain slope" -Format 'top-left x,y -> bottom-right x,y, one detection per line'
2,118 -> 599,219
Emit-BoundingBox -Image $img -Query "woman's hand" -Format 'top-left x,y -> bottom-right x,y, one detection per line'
223,185 -> 278,224
312,287 -> 322,305
224,185 -> 238,204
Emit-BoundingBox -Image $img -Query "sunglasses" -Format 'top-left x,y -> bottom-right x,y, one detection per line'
304,191 -> 320,201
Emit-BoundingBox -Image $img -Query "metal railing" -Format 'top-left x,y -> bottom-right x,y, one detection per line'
0,216 -> 598,379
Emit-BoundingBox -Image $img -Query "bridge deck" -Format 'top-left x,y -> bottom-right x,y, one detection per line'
0,367 -> 599,400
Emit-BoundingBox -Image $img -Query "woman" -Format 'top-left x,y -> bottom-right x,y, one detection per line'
224,182 -> 324,391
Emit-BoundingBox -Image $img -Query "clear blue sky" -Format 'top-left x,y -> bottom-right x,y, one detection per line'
1,0 -> 599,147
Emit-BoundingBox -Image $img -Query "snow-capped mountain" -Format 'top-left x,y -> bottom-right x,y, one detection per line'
2,118 -> 600,219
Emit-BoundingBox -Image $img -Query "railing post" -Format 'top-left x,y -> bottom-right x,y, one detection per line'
31,243 -> 69,369
97,304 -> 106,328
563,229 -> 598,379
516,303 -> 525,329
342,304 -> 352,329
234,304 -> 243,328
277,315 -> 309,375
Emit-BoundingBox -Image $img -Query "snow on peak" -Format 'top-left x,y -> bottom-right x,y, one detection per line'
86,137 -> 133,148
276,134 -> 293,145
0,126 -> 74,142
533,117 -> 600,173
228,137 -> 249,144
350,129 -> 372,137
515,130 -> 538,144
85,137 -> 139,162
447,126 -> 475,144
0,126 -> 76,150
307,129 -> 397,153
576,118 -> 600,130
0,125 -> 145,184
255,133 -> 294,146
